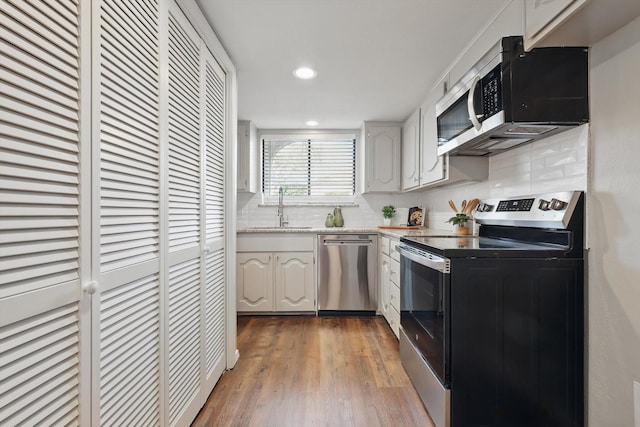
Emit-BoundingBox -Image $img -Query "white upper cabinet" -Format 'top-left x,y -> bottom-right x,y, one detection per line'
524,0 -> 640,50
363,122 -> 401,193
401,110 -> 420,191
525,0 -> 589,49
237,120 -> 258,193
418,93 -> 446,187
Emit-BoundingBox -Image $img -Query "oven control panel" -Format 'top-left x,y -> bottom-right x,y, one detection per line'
473,191 -> 581,229
496,198 -> 535,212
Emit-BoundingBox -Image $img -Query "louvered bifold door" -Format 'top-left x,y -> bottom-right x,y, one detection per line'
167,4 -> 204,426
0,0 -> 87,425
94,0 -> 162,425
201,47 -> 226,391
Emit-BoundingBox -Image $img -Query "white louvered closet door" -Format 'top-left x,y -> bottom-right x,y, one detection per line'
201,46 -> 226,392
0,0 -> 89,425
167,4 -> 205,426
94,0 -> 162,425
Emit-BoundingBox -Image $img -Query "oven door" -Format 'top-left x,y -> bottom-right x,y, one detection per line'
398,244 -> 450,387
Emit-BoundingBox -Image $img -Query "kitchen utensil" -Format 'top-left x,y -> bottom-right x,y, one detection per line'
448,200 -> 458,213
461,200 -> 467,213
466,198 -> 480,214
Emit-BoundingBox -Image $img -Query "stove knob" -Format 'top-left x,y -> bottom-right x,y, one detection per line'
478,203 -> 493,212
538,199 -> 551,211
550,198 -> 568,211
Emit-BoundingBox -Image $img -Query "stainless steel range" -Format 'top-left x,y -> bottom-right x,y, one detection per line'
399,191 -> 585,427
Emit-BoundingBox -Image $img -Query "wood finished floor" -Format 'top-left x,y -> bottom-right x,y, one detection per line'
192,315 -> 434,427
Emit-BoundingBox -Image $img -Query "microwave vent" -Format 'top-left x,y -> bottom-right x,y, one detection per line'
475,138 -> 532,151
504,125 -> 557,136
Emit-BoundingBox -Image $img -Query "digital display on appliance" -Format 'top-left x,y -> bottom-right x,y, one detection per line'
496,198 -> 535,212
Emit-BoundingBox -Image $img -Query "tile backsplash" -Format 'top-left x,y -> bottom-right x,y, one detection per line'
236,192 -> 424,229
236,124 -> 589,232
421,124 -> 589,232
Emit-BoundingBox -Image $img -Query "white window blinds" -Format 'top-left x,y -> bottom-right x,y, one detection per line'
262,135 -> 356,199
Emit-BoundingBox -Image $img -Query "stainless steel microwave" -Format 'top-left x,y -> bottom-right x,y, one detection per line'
436,36 -> 588,157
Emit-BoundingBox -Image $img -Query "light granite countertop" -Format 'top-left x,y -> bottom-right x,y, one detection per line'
237,226 -> 458,239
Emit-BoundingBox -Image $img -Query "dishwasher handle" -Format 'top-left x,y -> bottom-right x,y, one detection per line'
323,239 -> 374,247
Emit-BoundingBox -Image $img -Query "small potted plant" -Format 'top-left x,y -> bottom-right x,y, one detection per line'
447,213 -> 471,235
382,205 -> 396,226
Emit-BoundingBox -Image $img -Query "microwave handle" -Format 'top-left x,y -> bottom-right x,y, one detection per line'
467,74 -> 483,131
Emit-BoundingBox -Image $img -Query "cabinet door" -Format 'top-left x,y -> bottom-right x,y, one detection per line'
275,252 -> 315,311
237,253 -> 273,311
0,1 -> 89,424
402,110 -> 420,191
236,121 -> 249,191
237,120 -> 257,193
525,0 -> 580,38
94,0 -> 164,424
380,255 -> 391,320
364,124 -> 401,192
419,96 -> 445,186
202,44 -> 227,395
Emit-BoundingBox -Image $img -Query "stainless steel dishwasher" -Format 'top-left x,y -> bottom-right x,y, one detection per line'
317,234 -> 378,314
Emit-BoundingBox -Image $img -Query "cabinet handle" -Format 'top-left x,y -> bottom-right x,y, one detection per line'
83,281 -> 99,295
468,74 -> 483,131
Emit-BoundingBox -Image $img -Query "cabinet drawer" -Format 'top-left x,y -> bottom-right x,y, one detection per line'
390,240 -> 400,262
237,233 -> 314,252
381,236 -> 390,255
388,305 -> 400,339
390,258 -> 400,286
390,281 -> 400,313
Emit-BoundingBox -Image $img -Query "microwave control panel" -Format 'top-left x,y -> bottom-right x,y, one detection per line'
481,64 -> 502,118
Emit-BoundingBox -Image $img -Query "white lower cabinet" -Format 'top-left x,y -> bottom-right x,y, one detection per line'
237,253 -> 274,311
275,253 -> 315,311
379,236 -> 400,338
237,234 -> 316,313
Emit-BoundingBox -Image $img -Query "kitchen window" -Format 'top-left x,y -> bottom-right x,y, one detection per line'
262,133 -> 356,203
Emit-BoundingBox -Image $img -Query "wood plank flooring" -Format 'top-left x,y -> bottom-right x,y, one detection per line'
192,315 -> 435,427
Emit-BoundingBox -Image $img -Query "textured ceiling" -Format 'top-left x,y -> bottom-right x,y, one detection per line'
196,0 -> 507,129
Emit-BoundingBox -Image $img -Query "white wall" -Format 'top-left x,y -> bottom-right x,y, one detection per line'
588,15 -> 640,427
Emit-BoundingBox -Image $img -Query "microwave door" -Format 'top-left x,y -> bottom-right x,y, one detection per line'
468,75 -> 483,131
436,80 -> 485,156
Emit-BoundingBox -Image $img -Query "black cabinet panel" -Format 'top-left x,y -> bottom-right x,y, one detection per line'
450,258 -> 583,427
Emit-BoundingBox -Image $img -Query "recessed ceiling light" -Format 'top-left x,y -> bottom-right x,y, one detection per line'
305,120 -> 319,127
293,67 -> 317,80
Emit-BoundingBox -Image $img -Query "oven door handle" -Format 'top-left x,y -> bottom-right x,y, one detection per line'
398,245 -> 450,274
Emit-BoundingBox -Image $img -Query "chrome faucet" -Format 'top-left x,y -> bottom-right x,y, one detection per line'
277,186 -> 287,227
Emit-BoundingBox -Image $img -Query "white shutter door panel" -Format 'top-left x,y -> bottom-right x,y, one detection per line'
98,0 -> 160,274
0,0 -> 84,424
167,5 -> 204,426
0,302 -> 80,426
203,50 -> 225,247
95,0 -> 161,425
204,249 -> 225,382
0,0 -> 81,299
168,9 -> 201,254
168,258 -> 201,426
202,48 -> 226,386
99,275 -> 160,427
